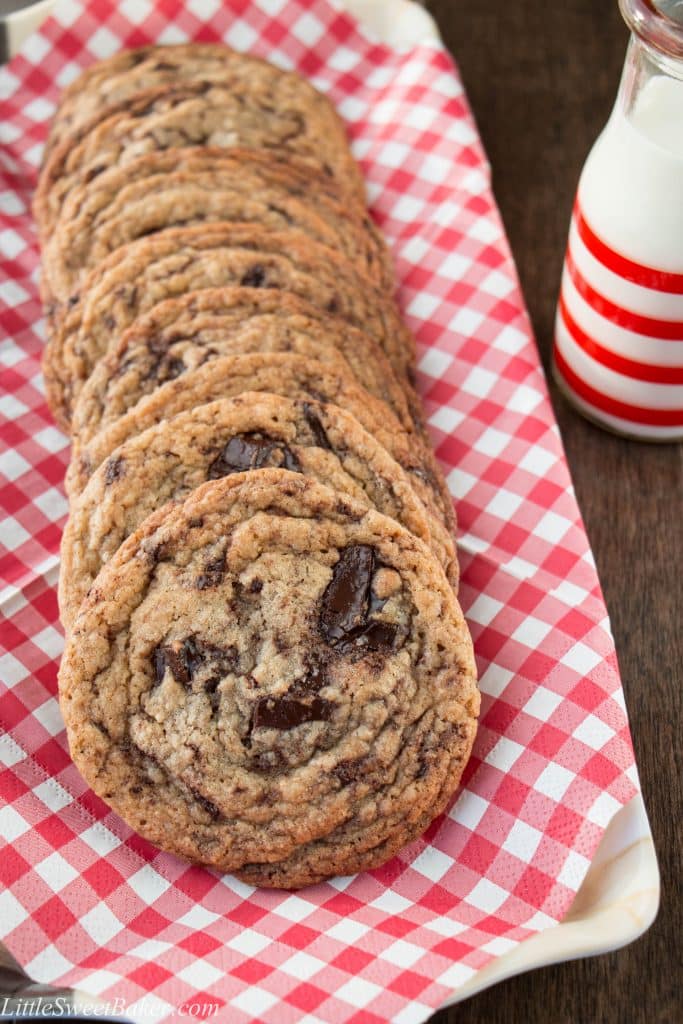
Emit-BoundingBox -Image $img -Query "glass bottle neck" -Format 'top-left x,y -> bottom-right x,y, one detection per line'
619,0 -> 683,60
612,34 -> 683,156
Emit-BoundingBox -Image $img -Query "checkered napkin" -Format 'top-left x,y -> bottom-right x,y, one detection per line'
0,1 -> 639,1021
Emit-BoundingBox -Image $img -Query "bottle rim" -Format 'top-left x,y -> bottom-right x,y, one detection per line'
620,0 -> 683,59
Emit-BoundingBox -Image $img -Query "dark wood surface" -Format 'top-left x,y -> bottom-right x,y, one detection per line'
424,2 -> 682,1023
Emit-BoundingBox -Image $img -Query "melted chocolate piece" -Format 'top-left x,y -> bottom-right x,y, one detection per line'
289,660 -> 327,697
335,758 -> 365,786
196,555 -> 225,590
153,636 -> 236,686
191,790 -> 221,821
207,432 -> 300,478
319,546 -> 400,653
337,619 -> 399,653
153,637 -> 202,685
410,464 -> 437,489
252,696 -> 335,731
302,402 -> 332,450
104,454 -> 125,484
240,264 -> 266,288
161,356 -> 185,382
251,750 -> 287,773
320,545 -> 375,643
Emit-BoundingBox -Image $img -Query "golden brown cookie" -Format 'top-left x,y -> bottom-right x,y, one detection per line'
43,148 -> 392,302
66,351 -> 456,562
43,224 -> 416,429
60,393 -> 457,628
36,74 -> 364,234
69,287 -> 412,452
59,469 -> 479,888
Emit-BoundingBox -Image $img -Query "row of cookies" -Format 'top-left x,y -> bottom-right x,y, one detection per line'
37,44 -> 478,887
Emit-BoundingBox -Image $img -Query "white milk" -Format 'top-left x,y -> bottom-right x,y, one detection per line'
577,75 -> 683,272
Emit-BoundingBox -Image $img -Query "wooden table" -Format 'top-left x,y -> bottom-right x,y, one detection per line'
423,2 -> 682,1022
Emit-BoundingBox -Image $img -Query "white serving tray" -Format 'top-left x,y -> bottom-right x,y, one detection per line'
1,0 -> 660,1011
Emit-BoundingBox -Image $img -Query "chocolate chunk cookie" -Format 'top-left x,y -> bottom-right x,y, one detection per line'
43,43 -> 361,189
36,77 -> 365,235
66,352 -> 456,555
44,225 -> 416,428
43,148 -> 392,301
58,469 -> 479,888
60,393 -> 457,628
69,287 -> 413,451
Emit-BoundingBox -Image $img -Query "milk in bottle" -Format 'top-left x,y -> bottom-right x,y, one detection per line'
554,0 -> 683,440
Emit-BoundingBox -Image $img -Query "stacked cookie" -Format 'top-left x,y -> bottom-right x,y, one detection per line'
37,44 -> 479,888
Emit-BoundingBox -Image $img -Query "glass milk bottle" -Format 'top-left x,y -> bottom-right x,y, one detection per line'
553,0 -> 683,441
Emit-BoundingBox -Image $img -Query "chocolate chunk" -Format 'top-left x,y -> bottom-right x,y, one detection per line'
153,637 -> 236,685
289,660 -> 327,697
191,790 -> 221,821
104,454 -> 125,484
337,619 -> 399,653
320,546 -> 401,652
161,356 -> 185,381
302,402 -> 332,450
148,540 -> 170,565
250,750 -> 287,773
267,203 -> 293,224
410,465 -> 437,488
153,637 -> 202,685
335,758 -> 365,786
148,333 -> 171,356
196,555 -> 225,589
252,696 -> 335,731
207,432 -> 300,478
240,264 -> 266,288
320,545 -> 375,643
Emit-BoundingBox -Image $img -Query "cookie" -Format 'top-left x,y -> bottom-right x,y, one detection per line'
60,392 -> 457,628
58,469 -> 479,888
66,352 -> 456,560
69,287 -> 413,451
36,78 -> 364,235
43,148 -> 392,301
44,43 -> 361,184
43,224 -> 416,428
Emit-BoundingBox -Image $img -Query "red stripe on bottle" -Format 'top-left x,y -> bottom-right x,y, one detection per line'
558,294 -> 683,384
553,346 -> 683,427
574,200 -> 683,294
565,249 -> 683,340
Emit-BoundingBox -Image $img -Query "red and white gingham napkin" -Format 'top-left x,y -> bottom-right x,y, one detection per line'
0,1 -> 640,1021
